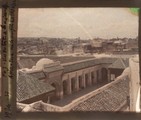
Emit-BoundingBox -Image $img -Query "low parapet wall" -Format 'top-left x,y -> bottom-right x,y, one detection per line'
17,101 -> 63,112
129,56 -> 140,112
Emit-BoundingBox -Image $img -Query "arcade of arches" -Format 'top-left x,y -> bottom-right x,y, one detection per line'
49,66 -> 118,102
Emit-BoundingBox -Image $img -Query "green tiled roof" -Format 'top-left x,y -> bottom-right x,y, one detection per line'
27,71 -> 46,80
17,71 -> 55,102
63,57 -> 117,73
18,58 -> 36,69
71,78 -> 129,111
108,58 -> 128,69
43,65 -> 64,73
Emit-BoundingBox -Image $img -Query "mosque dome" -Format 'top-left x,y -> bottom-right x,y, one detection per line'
35,58 -> 54,70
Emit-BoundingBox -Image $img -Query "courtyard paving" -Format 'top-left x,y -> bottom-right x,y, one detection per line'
52,82 -> 109,107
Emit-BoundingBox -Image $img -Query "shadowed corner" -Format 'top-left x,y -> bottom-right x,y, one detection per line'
15,111 -> 141,120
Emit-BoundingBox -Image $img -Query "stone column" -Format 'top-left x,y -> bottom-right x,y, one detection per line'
94,71 -> 97,84
82,72 -> 86,88
73,77 -> 78,92
76,73 -> 79,91
78,75 -> 83,89
59,84 -> 63,99
88,71 -> 92,86
67,75 -> 72,94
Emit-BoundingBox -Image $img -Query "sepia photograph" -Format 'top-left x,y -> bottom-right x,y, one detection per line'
0,6 -> 141,118
15,8 -> 140,112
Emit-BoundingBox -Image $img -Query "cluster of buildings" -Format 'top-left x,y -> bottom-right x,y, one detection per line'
18,37 -> 56,55
0,37 -> 140,113
17,37 -> 82,55
17,37 -> 138,56
82,37 -> 138,54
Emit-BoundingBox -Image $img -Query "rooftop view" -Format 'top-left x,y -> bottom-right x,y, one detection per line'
0,8 -> 140,113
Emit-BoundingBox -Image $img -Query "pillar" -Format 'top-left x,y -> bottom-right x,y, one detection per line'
88,71 -> 92,86
59,84 -> 63,99
82,72 -> 86,88
67,75 -> 72,94
73,76 -> 78,92
94,71 -> 97,84
76,73 -> 79,91
78,75 -> 83,89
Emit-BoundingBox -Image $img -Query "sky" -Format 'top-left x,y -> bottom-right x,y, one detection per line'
0,8 -> 139,39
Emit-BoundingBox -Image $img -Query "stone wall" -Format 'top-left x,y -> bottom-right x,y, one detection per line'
129,56 -> 140,112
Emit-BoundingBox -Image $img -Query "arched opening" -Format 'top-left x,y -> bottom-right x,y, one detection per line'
50,83 -> 58,103
101,68 -> 108,82
91,72 -> 95,84
63,80 -> 68,96
96,70 -> 99,83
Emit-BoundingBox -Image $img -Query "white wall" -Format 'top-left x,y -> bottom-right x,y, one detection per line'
129,56 -> 140,112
